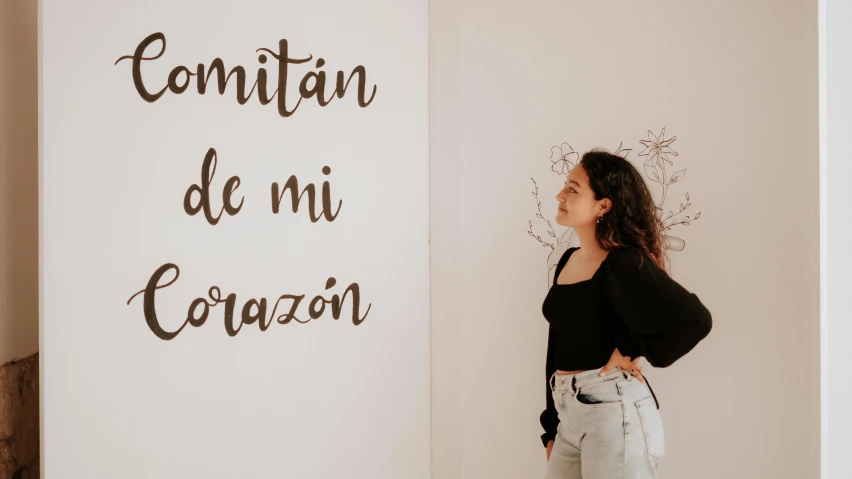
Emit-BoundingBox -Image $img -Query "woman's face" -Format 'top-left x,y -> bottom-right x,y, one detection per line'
555,164 -> 609,227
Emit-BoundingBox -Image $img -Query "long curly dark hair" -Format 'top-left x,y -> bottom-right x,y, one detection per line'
579,149 -> 669,273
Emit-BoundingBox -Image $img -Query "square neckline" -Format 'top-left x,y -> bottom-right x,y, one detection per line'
553,247 -> 611,287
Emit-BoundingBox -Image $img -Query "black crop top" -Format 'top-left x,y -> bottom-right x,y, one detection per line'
539,246 -> 712,448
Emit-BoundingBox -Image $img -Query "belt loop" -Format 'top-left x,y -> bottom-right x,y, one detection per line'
549,372 -> 556,390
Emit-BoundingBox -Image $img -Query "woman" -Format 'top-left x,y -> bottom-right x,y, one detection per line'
540,149 -> 712,479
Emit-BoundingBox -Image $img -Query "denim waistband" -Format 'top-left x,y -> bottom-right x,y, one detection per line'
549,366 -> 660,409
549,366 -> 627,391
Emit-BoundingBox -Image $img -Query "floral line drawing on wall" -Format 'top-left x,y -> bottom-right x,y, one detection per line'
527,128 -> 702,287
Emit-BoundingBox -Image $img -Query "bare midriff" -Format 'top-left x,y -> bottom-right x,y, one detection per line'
556,369 -> 589,375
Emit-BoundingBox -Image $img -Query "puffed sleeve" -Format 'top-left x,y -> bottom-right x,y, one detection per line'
539,324 -> 559,448
598,247 -> 712,368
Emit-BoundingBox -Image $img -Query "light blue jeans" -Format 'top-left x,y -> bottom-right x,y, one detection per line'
544,366 -> 664,479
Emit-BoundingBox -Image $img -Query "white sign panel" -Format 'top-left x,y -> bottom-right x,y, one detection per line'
41,2 -> 430,477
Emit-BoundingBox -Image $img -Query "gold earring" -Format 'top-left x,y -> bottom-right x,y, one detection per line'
597,215 -> 603,224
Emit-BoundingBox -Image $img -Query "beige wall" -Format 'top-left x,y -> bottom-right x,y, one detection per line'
430,0 -> 820,478
0,0 -> 39,364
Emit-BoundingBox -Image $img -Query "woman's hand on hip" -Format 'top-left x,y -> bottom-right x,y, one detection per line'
599,348 -> 645,383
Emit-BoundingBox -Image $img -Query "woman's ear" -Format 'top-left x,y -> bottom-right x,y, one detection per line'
599,198 -> 612,215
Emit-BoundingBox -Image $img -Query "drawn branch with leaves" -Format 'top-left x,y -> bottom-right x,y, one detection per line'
637,127 -> 702,233
528,177 -> 556,251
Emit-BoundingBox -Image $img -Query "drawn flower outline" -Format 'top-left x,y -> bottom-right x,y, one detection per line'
638,127 -> 678,169
550,142 -> 579,175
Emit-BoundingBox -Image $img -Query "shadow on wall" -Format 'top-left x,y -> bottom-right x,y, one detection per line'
0,0 -> 40,361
